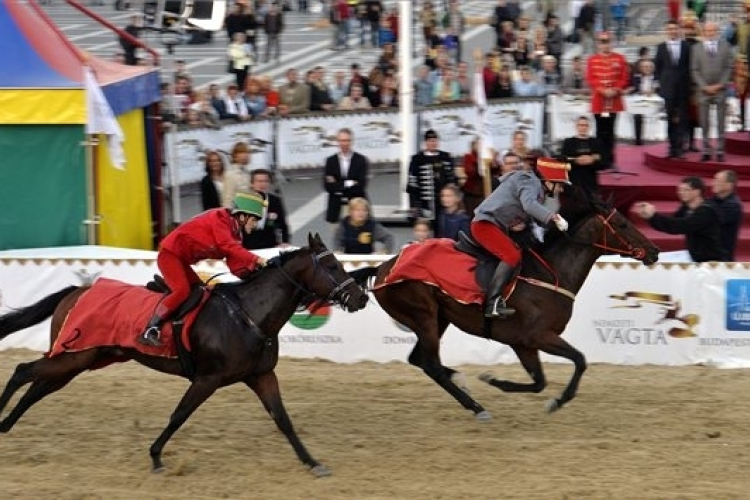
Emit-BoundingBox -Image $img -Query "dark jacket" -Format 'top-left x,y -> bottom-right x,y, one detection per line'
709,193 -> 744,261
436,211 -> 471,240
648,202 -> 725,262
561,136 -> 606,192
323,152 -> 369,223
333,216 -> 395,254
654,39 -> 691,102
406,150 -> 456,220
200,175 -> 221,210
309,82 -> 334,111
242,192 -> 290,249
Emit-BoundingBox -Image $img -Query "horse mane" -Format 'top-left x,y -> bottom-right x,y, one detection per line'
214,247 -> 310,292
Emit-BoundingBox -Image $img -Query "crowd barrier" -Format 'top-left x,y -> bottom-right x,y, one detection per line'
2,246 -> 750,368
164,98 -> 545,186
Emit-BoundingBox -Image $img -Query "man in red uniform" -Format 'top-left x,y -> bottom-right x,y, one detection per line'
585,31 -> 630,169
138,191 -> 268,347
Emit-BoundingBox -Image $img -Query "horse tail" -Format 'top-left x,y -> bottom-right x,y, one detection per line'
0,285 -> 80,340
348,266 -> 380,288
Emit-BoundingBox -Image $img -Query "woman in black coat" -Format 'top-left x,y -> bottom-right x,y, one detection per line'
200,151 -> 225,210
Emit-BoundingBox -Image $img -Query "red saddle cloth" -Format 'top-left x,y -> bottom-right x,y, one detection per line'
48,278 -> 208,363
376,239 -> 495,306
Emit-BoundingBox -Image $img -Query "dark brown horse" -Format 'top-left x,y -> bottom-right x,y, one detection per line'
350,189 -> 659,420
0,234 -> 367,476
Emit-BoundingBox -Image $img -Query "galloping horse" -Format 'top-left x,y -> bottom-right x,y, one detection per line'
350,188 -> 659,420
0,234 -> 367,476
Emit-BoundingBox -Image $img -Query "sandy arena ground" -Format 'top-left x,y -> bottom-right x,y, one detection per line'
0,349 -> 748,499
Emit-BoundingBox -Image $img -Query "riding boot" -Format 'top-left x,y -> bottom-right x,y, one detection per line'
138,314 -> 164,347
484,262 -> 518,318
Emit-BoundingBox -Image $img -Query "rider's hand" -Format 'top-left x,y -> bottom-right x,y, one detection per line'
554,214 -> 569,232
256,257 -> 268,268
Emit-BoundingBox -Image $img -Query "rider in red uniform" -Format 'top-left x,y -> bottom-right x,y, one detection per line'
471,158 -> 571,318
138,191 -> 268,347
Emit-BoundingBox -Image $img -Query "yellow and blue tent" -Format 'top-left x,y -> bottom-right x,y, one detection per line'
0,0 -> 160,250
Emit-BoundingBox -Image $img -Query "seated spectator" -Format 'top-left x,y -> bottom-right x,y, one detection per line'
337,83 -> 373,110
221,84 -> 251,121
497,21 -> 516,56
328,70 -> 349,106
456,61 -> 472,102
243,77 -> 268,117
200,151 -> 225,210
379,17 -> 397,47
561,55 -> 590,95
333,197 -> 395,254
278,68 -> 311,116
378,43 -> 398,74
159,82 -> 180,127
512,66 -> 541,96
435,184 -> 471,240
259,75 -> 280,115
308,66 -> 335,112
349,63 -> 372,102
433,67 -> 461,104
513,34 -> 531,68
545,14 -> 564,66
495,66 -> 515,97
537,55 -> 562,95
188,90 -> 221,128
414,65 -> 434,106
173,75 -> 194,119
482,51 -> 500,100
530,26 -> 549,70
208,83 -> 225,116
374,74 -> 399,108
408,218 -> 433,246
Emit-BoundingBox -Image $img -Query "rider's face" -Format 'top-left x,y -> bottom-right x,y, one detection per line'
242,216 -> 259,233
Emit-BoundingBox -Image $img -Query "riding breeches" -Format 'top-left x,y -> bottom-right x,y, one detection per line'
156,250 -> 202,318
470,220 -> 521,267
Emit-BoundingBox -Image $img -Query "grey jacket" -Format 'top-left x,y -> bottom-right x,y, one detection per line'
473,171 -> 555,229
690,39 -> 732,91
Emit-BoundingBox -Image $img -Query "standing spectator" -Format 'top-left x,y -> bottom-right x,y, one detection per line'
691,21 -> 732,162
228,33 -> 254,91
243,169 -> 291,249
635,177 -> 725,262
377,43 -> 398,74
174,60 -> 192,83
529,26 -> 549,70
630,59 -> 659,146
654,18 -> 691,158
407,129 -> 456,221
363,0 -> 383,47
562,55 -> 591,94
263,1 -> 283,64
328,70 -> 349,105
409,219 -> 433,245
331,0 -> 351,50
442,0 -> 465,62
420,1 -> 438,45
611,0 -> 629,45
728,5 -> 750,132
492,0 -> 514,48
513,66 -> 542,96
709,170 -> 744,261
120,14 -> 142,66
560,115 -> 605,193
385,7 -> 399,44
221,142 -> 253,208
435,184 -> 471,240
278,68 -> 311,115
667,0 -> 680,21
545,15 -> 564,69
337,83 -> 373,110
414,65 -> 435,106
308,66 -> 335,111
323,128 -> 370,226
683,16 -> 702,153
687,0 -> 708,23
225,3 -> 247,41
201,151 -> 225,210
576,0 -> 597,55
221,84 -> 251,121
460,138 -> 485,217
241,4 -> 260,58
586,31 -> 630,168
333,198 -> 395,254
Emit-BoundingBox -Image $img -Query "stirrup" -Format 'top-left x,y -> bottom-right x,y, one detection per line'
138,326 -> 163,347
484,298 -> 516,318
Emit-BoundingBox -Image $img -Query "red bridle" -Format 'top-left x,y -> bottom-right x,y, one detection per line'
590,209 -> 647,260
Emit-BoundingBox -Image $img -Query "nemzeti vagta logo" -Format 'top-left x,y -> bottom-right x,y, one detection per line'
289,303 -> 331,330
607,291 -> 699,338
726,280 -> 750,331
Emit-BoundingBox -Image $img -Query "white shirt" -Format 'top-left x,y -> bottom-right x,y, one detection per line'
668,40 -> 680,62
639,74 -> 654,94
338,152 -> 352,178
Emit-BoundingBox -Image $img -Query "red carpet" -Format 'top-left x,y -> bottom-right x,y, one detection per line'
600,133 -> 750,261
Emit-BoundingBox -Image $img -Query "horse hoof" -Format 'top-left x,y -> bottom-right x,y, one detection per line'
310,464 -> 331,478
475,410 -> 493,422
545,398 -> 561,414
478,372 -> 494,384
152,465 -> 165,474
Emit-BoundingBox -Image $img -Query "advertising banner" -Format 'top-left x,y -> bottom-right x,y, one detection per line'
275,110 -> 415,169
165,120 -> 273,186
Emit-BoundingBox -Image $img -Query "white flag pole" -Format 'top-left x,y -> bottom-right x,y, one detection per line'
398,0 -> 413,211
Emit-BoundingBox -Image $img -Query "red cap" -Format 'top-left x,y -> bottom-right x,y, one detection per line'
537,158 -> 571,184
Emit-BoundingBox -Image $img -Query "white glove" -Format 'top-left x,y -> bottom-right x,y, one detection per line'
554,215 -> 569,232
344,180 -> 356,188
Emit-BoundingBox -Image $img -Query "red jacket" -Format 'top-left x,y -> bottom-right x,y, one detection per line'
160,208 -> 260,277
585,51 -> 630,113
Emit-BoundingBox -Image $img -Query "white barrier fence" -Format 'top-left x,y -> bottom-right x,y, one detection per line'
2,246 -> 750,367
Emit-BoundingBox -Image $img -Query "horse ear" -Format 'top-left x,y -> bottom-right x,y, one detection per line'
307,232 -> 314,247
313,233 -> 324,246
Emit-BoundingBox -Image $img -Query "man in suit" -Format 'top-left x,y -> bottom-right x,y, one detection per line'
323,128 -> 370,225
654,19 -> 691,159
242,169 -> 291,250
691,21 -> 733,162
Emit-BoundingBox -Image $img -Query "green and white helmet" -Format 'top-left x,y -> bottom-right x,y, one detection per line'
232,191 -> 266,218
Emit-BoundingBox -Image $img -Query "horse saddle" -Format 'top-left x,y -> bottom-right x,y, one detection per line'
145,275 -> 206,321
454,232 -> 500,294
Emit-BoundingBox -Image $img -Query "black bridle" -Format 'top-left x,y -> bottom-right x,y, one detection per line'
277,248 -> 356,307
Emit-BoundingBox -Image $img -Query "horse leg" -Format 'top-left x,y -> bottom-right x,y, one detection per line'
407,339 -> 468,394
245,371 -> 329,477
0,361 -> 37,417
479,346 -> 547,393
149,375 -> 221,473
535,334 -> 587,413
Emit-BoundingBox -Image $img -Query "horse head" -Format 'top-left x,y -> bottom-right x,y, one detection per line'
279,233 -> 369,312
561,187 -> 660,265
